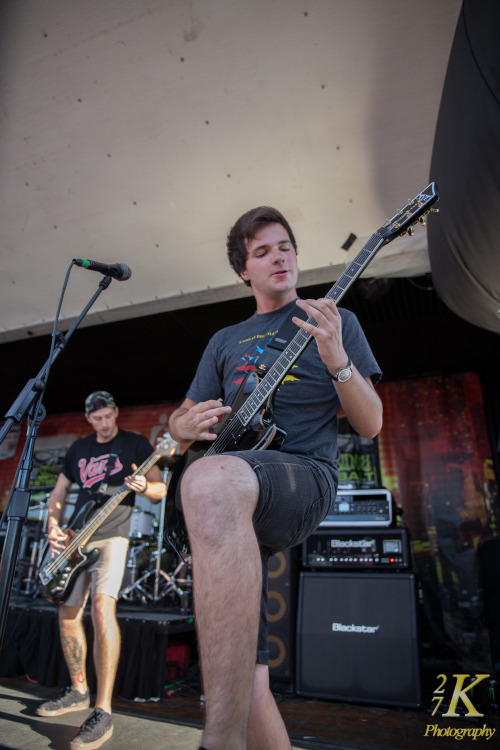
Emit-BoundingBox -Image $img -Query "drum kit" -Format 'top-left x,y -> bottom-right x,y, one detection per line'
118,449 -> 192,610
13,449 -> 192,611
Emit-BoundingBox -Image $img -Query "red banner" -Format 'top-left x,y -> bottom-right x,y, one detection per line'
377,372 -> 499,669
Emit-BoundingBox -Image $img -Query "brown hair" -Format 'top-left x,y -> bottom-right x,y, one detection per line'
226,206 -> 298,286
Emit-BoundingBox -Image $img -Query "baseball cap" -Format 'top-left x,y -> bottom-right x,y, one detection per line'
85,391 -> 117,415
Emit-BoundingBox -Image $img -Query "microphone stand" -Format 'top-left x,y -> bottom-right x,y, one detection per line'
0,274 -> 113,649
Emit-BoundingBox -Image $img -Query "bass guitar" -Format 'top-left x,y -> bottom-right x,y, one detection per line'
176,183 -> 439,475
38,432 -> 179,603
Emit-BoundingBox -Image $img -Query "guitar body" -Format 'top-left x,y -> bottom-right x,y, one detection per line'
170,372 -> 287,506
210,370 -> 287,452
39,499 -> 104,603
41,546 -> 100,604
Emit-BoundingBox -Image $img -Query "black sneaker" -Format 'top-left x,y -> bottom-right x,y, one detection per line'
70,708 -> 113,749
36,686 -> 90,717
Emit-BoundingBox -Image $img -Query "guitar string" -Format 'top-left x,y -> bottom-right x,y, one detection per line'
42,449 -> 166,577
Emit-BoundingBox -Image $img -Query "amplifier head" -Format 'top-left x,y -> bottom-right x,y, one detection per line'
320,488 -> 393,528
302,527 -> 411,570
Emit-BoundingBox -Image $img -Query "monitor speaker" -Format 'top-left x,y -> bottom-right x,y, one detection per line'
267,548 -> 298,692
296,571 -> 422,708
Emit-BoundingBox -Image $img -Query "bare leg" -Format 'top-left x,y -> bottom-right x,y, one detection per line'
91,593 -> 120,714
247,665 -> 292,750
182,455 -> 261,750
59,604 -> 88,694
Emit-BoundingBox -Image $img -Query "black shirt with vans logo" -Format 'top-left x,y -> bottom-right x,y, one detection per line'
62,428 -> 154,540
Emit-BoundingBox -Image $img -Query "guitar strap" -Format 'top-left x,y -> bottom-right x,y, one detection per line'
256,302 -> 308,375
92,452 -> 119,506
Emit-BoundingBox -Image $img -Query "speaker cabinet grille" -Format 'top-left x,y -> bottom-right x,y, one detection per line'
296,571 -> 422,708
267,548 -> 297,692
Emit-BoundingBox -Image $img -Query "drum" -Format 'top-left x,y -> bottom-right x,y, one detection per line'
129,509 -> 156,540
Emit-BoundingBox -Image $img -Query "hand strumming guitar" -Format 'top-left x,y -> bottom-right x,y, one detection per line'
47,521 -> 73,557
169,398 -> 232,444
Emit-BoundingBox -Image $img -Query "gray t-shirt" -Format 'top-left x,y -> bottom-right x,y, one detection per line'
186,299 -> 381,486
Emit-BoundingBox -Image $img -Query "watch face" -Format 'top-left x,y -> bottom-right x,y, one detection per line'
337,367 -> 352,382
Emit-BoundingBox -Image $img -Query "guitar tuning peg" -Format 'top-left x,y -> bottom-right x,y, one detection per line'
419,216 -> 426,225
408,226 -> 414,236
430,207 -> 440,213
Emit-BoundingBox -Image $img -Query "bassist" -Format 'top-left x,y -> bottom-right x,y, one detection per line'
36,390 -> 166,750
168,206 -> 383,750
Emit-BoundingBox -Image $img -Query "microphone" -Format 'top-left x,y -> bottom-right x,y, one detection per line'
74,258 -> 132,281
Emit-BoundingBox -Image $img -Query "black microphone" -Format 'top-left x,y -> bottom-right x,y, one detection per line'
74,258 -> 132,281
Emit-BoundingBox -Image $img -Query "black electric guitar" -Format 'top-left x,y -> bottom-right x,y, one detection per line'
175,183 -> 439,477
38,432 -> 179,603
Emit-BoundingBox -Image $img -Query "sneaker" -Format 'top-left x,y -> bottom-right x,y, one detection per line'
70,708 -> 114,749
36,686 -> 90,717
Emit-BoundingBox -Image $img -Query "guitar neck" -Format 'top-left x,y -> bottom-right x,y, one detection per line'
205,182 -> 438,456
52,450 -> 162,565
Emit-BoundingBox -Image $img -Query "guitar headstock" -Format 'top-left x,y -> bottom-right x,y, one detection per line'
379,182 -> 439,245
156,431 -> 183,466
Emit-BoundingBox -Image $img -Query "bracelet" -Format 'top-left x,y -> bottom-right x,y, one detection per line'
142,481 -> 149,495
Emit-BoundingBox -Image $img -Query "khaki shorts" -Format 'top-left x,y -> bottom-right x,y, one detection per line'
63,536 -> 129,608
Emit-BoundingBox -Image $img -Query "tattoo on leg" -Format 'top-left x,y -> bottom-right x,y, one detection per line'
62,635 -> 84,678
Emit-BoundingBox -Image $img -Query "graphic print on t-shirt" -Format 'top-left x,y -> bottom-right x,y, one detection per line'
234,332 -> 300,387
77,453 -> 123,489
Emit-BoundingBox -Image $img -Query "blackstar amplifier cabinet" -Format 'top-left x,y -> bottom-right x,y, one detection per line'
296,571 -> 422,708
302,527 -> 411,570
320,488 -> 393,527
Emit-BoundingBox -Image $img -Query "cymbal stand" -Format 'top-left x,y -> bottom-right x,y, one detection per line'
119,466 -> 185,603
119,542 -> 150,601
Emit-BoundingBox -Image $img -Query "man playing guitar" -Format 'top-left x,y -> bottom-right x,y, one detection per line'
36,391 -> 166,750
168,207 -> 383,750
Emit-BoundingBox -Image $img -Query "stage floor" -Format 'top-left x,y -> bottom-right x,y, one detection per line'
2,673 -> 499,750
0,677 -> 204,750
2,595 -> 499,749
0,678 -> 310,750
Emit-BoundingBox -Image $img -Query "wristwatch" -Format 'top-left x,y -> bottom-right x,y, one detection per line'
327,359 -> 353,383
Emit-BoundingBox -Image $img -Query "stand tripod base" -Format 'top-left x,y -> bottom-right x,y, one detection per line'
118,543 -> 192,610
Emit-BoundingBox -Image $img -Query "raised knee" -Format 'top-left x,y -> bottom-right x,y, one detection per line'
180,455 -> 257,538
181,455 -> 221,501
181,455 -> 256,505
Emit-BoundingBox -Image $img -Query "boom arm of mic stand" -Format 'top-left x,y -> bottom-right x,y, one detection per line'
0,275 -> 113,445
0,274 -> 113,649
